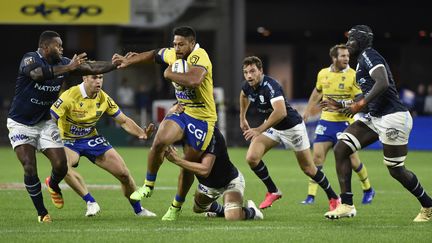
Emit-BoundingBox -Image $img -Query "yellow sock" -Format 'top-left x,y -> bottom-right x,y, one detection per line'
354,162 -> 371,191
307,178 -> 319,196
144,179 -> 155,188
172,195 -> 184,208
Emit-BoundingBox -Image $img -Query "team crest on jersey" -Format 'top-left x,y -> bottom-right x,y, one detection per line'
339,83 -> 344,89
53,98 -> 63,108
342,76 -> 346,81
24,56 -> 35,66
259,95 -> 265,103
190,55 -> 200,65
79,102 -> 83,107
96,111 -> 102,117
386,128 -> 400,140
96,103 -> 100,108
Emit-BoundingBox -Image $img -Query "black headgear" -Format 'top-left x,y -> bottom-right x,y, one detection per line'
348,25 -> 373,51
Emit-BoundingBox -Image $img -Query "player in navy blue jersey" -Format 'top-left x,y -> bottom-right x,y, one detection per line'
164,104 -> 263,220
239,56 -> 340,210
323,25 -> 432,222
7,30 -> 118,223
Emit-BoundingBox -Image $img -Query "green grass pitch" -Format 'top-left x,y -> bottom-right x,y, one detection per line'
0,147 -> 431,242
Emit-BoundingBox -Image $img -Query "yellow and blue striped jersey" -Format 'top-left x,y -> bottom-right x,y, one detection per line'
50,83 -> 121,139
157,44 -> 217,122
316,66 -> 361,122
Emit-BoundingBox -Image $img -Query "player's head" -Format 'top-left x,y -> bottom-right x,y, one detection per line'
38,30 -> 63,63
346,25 -> 373,54
242,56 -> 264,88
172,26 -> 196,59
329,44 -> 350,71
83,74 -> 103,97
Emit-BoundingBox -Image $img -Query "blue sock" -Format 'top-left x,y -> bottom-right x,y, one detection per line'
209,201 -> 224,217
131,200 -> 142,214
243,207 -> 256,220
82,193 -> 96,203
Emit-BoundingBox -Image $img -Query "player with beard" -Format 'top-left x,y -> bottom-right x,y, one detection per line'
7,30 -> 118,223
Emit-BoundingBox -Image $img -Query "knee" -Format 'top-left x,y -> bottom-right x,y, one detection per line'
334,142 -> 352,161
245,153 -> 261,167
22,162 -> 37,176
117,169 -> 131,184
301,164 -> 316,177
313,153 -> 325,165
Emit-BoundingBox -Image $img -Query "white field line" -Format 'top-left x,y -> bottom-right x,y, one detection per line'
0,183 -> 176,191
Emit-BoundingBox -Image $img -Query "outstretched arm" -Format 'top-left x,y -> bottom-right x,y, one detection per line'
70,60 -> 118,76
112,50 -> 156,68
165,146 -> 215,178
113,112 -> 155,139
29,53 -> 88,82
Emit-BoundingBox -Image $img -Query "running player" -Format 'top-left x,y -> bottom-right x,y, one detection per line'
7,30 -> 117,223
240,56 -> 340,210
301,44 -> 374,205
323,25 -> 432,221
164,105 -> 263,221
50,74 -> 156,217
112,26 -> 217,220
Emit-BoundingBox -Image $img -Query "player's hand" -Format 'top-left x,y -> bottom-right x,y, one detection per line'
167,104 -> 185,115
125,52 -> 138,58
69,53 -> 88,70
163,65 -> 173,79
240,119 -> 250,132
243,128 -> 261,141
320,97 -> 343,111
138,123 -> 155,140
341,98 -> 366,117
112,53 -> 129,68
164,146 -> 180,163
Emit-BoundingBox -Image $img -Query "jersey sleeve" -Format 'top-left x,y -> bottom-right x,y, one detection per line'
155,48 -> 176,65
316,69 -> 324,92
50,91 -> 70,120
361,49 -> 385,75
19,52 -> 43,77
268,81 -> 285,104
188,49 -> 210,72
104,93 -> 121,117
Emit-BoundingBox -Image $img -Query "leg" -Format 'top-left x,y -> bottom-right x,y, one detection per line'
15,144 -> 49,218
63,147 -> 88,197
42,147 -> 68,209
95,148 -> 155,217
302,141 -> 333,204
349,152 -> 375,204
382,144 -> 432,221
223,191 -> 246,220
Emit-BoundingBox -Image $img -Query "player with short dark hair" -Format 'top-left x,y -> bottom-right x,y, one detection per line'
50,74 -> 156,218
164,105 -> 263,221
7,30 -> 118,223
323,25 -> 432,221
301,44 -> 375,205
112,26 -> 217,220
240,56 -> 340,210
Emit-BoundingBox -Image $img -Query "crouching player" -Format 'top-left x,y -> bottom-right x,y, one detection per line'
50,74 -> 156,217
163,106 -> 263,221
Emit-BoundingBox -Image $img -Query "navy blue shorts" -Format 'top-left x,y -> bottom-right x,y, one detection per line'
165,112 -> 214,151
64,135 -> 112,163
314,120 -> 349,145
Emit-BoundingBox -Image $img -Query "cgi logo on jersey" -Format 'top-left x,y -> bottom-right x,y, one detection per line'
187,123 -> 207,142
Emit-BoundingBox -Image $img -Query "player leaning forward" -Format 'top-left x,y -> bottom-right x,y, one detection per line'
50,73 -> 156,217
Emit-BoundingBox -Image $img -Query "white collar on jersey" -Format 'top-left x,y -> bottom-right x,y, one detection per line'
329,64 -> 350,73
79,82 -> 89,98
35,49 -> 43,58
193,43 -> 200,51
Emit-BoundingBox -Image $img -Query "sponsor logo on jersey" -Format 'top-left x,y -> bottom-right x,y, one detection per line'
70,125 -> 92,136
187,123 -> 206,142
10,134 -> 29,142
87,136 -> 109,147
24,56 -> 35,65
34,83 -> 61,92
53,98 -> 63,108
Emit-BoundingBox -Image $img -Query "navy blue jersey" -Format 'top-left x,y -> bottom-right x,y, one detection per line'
196,127 -> 239,188
356,48 -> 407,116
8,51 -> 71,125
242,75 -> 302,130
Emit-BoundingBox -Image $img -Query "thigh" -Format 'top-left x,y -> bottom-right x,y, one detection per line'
223,172 -> 245,198
95,148 -> 128,175
39,119 -> 63,151
42,147 -> 67,168
278,122 -> 311,151
7,118 -> 38,149
247,134 -> 278,159
15,144 -> 37,168
64,146 -> 80,167
312,141 -> 333,162
343,120 -> 379,149
153,119 -> 184,145
195,190 -> 216,205
373,111 -> 412,146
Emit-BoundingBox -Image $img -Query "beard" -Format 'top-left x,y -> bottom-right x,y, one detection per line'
47,52 -> 62,64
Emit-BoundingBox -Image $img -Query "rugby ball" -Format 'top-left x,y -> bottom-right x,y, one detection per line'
172,59 -> 189,73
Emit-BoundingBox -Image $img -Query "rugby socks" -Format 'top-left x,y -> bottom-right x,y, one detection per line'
401,173 -> 432,207
130,200 -> 143,214
307,165 -> 322,197
311,169 -> 338,200
353,162 -> 371,191
171,194 -> 185,209
49,171 -> 64,193
252,160 -> 278,193
144,172 -> 157,189
82,193 -> 96,203
243,207 -> 256,220
24,175 -> 48,216
209,201 -> 225,217
340,192 -> 354,205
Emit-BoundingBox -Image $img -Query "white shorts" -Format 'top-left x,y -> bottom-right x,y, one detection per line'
7,118 -> 63,151
263,122 -> 310,151
358,111 -> 412,146
196,172 -> 245,199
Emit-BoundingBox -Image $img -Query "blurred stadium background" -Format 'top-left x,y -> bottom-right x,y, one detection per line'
1,0 -> 432,148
